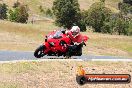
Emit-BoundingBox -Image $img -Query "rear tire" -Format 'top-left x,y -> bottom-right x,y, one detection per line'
34,45 -> 45,58
77,48 -> 82,56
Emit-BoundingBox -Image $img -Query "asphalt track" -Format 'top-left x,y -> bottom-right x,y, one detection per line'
0,50 -> 132,62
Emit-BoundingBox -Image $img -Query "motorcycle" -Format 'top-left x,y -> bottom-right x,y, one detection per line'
34,29 -> 88,58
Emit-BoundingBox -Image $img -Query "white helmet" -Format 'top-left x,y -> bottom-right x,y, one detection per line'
71,26 -> 80,37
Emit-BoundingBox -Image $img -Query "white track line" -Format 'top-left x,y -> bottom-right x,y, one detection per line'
0,58 -> 132,63
91,59 -> 132,62
0,59 -> 83,63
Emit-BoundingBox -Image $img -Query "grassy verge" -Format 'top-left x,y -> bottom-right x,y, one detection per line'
0,20 -> 58,51
0,61 -> 132,88
82,32 -> 132,57
0,20 -> 58,41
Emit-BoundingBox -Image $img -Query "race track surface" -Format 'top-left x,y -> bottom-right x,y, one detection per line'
0,50 -> 132,62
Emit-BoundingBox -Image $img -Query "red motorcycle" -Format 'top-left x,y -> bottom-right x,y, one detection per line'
34,29 -> 88,58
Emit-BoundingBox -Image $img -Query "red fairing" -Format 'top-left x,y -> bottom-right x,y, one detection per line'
43,30 -> 71,54
83,35 -> 89,42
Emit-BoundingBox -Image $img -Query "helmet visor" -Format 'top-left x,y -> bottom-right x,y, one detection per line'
72,31 -> 78,36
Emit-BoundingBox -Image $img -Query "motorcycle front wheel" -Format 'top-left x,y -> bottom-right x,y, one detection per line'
34,45 -> 45,58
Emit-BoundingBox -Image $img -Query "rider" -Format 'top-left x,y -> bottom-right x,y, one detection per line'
66,26 -> 83,45
65,26 -> 84,56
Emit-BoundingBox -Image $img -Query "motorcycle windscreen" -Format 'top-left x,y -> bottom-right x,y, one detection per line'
53,31 -> 62,39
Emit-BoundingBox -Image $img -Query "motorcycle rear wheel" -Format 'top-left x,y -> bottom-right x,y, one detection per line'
34,45 -> 45,58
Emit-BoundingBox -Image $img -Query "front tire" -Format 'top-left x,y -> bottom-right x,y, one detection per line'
34,45 -> 45,58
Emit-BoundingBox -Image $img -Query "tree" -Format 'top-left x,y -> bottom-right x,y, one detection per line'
8,8 -> 19,22
118,0 -> 132,14
0,3 -> 8,20
39,5 -> 44,13
52,0 -> 86,31
101,22 -> 112,34
13,1 -> 21,8
9,5 -> 29,23
123,0 -> 132,5
127,20 -> 132,35
45,8 -> 53,17
17,5 -> 29,23
100,0 -> 105,3
84,2 -> 112,32
108,13 -> 130,35
119,3 -> 131,14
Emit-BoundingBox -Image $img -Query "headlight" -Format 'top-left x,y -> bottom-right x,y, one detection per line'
49,35 -> 53,38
